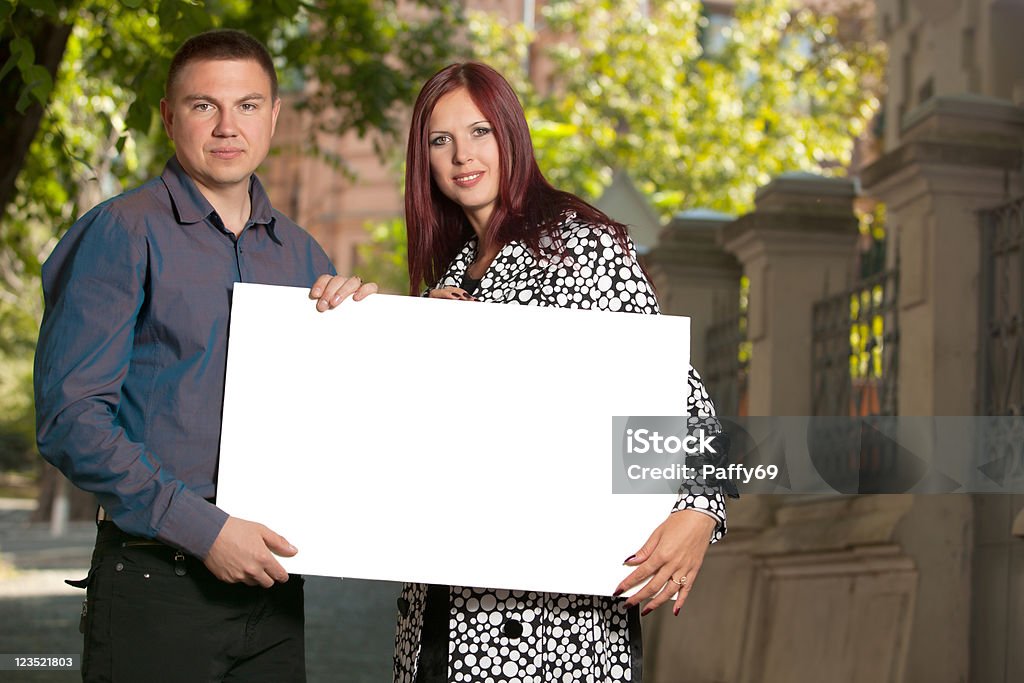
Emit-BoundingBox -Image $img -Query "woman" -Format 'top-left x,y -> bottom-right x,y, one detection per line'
395,62 -> 731,683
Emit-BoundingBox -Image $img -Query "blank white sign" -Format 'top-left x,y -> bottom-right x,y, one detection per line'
216,283 -> 689,596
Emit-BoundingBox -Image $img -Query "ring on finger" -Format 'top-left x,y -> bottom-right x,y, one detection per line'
671,575 -> 688,586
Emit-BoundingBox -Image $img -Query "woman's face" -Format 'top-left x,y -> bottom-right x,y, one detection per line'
427,87 -> 501,234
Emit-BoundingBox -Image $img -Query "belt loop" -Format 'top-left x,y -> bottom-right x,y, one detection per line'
173,551 -> 187,577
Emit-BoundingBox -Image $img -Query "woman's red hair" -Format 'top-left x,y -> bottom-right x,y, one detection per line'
405,62 -> 629,294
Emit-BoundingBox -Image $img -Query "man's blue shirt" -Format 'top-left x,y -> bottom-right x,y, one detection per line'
34,157 -> 334,558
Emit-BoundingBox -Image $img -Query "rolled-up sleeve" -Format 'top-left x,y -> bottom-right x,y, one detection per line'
34,206 -> 226,558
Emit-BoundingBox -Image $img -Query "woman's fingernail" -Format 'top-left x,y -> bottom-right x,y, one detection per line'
641,607 -> 652,617
612,588 -> 624,597
673,607 -> 680,616
622,554 -> 636,565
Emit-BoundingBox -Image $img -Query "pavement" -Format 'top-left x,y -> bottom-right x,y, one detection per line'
0,498 -> 401,682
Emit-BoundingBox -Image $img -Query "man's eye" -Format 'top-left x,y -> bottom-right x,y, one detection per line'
240,103 -> 257,112
194,103 -> 213,112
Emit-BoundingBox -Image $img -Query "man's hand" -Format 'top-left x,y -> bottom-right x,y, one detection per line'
203,516 -> 297,587
309,274 -> 378,311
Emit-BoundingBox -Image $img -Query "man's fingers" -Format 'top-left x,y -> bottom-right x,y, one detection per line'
318,276 -> 357,311
352,281 -> 379,301
262,527 -> 298,557
203,516 -> 295,587
262,558 -> 290,585
312,275 -> 370,311
249,569 -> 276,589
309,273 -> 334,300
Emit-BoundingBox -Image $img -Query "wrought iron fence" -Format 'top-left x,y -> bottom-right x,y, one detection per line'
979,195 -> 1024,415
811,266 -> 900,417
704,310 -> 749,417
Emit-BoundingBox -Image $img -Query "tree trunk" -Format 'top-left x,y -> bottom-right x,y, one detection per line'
32,462 -> 96,523
0,9 -> 75,220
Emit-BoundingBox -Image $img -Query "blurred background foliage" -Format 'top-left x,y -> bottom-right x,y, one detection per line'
469,0 -> 884,216
0,0 -> 463,475
1,0 -> 884,476
359,0 -> 884,291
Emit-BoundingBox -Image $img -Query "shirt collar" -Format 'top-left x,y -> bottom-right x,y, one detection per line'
160,156 -> 278,234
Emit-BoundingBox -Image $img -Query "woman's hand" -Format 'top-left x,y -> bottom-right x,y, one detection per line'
614,509 -> 718,616
309,274 -> 378,312
428,286 -> 476,301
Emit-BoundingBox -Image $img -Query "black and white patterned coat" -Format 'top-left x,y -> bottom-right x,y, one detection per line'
394,218 -> 727,683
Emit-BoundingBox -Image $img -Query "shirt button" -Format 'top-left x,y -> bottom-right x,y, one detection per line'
502,618 -> 523,638
114,562 -> 124,572
397,597 -> 410,618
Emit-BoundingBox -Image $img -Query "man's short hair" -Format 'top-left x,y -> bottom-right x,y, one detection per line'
166,29 -> 279,99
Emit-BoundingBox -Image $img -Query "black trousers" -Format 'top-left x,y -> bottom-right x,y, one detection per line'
80,522 -> 305,683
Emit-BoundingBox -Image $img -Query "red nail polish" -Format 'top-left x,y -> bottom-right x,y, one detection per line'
612,588 -> 624,597
673,607 -> 680,616
641,607 -> 652,617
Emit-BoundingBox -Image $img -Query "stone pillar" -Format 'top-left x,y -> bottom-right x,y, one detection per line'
721,173 -> 860,416
861,94 -> 1024,683
862,95 -> 1024,416
644,209 -> 741,372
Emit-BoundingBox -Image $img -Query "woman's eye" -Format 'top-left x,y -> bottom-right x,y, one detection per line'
429,135 -> 450,146
473,127 -> 492,137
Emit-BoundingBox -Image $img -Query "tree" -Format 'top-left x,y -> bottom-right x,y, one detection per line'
471,0 -> 885,216
356,0 -> 885,290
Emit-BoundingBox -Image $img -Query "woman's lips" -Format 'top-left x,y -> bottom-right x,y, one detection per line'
453,171 -> 484,187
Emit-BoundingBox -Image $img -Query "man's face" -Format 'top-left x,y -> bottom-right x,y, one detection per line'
160,58 -> 281,196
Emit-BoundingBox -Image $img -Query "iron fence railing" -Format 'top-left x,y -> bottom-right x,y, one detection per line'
811,266 -> 900,417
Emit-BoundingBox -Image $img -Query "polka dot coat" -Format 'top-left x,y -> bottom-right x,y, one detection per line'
394,218 -> 728,683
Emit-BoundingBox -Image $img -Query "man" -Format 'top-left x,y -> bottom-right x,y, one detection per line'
33,29 -> 372,681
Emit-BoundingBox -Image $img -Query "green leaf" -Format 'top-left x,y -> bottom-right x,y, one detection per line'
9,37 -> 35,70
157,0 -> 179,30
122,0 -> 146,8
12,63 -> 51,113
0,0 -> 16,24
20,0 -> 60,17
125,97 -> 153,135
22,64 -> 53,105
0,52 -> 20,85
272,0 -> 300,17
15,87 -> 32,113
